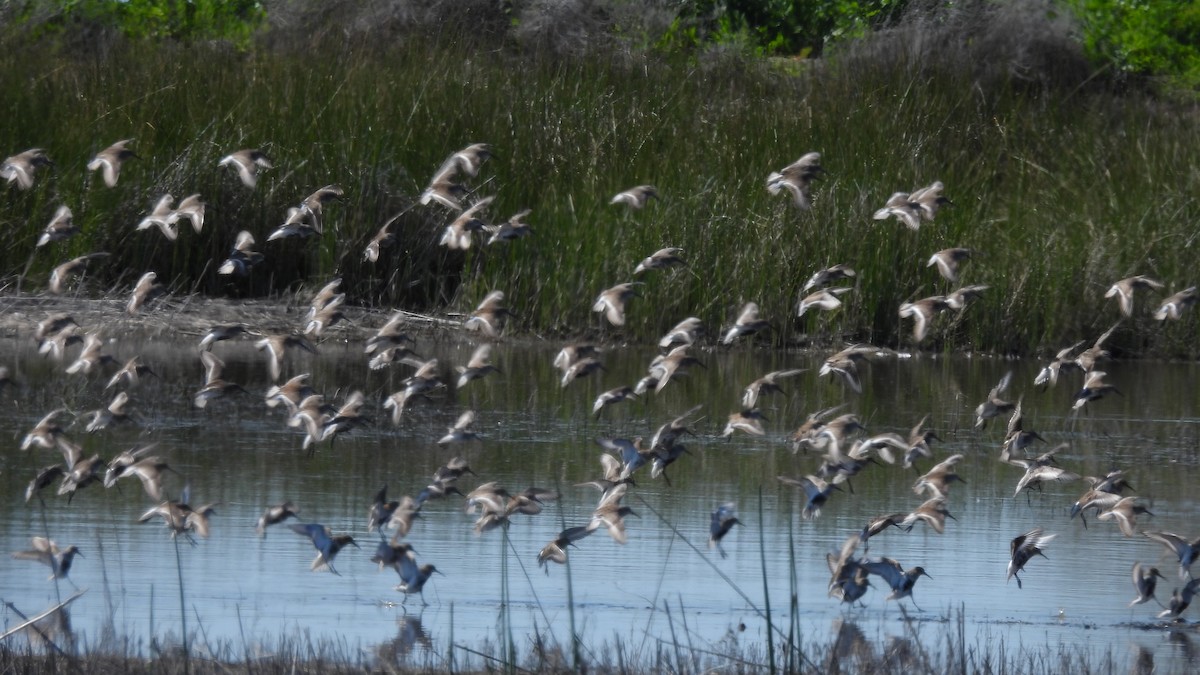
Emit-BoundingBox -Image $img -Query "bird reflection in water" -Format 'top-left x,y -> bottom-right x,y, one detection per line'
826,618 -> 874,672
375,615 -> 434,666
1129,643 -> 1154,675
1168,629 -> 1195,665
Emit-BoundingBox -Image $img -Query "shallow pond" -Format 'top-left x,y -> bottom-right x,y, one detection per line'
1,330 -> 1199,671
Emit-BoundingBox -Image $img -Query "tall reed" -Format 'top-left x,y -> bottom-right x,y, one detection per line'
756,490 -> 776,675
173,536 -> 190,675
498,523 -> 515,674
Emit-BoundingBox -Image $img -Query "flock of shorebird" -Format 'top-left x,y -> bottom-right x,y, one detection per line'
5,140 -> 1200,627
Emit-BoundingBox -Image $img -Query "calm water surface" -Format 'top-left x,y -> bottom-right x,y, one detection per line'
1,333 -> 1199,671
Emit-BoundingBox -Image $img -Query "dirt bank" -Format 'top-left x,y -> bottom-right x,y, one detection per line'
0,292 -> 467,344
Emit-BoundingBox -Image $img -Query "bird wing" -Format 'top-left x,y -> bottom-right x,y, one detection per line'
929,251 -> 957,281
1144,531 -> 1190,558
200,351 -> 224,384
862,558 -> 905,590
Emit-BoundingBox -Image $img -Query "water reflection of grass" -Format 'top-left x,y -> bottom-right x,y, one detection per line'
1,26 -> 1198,357
1,490 -> 1153,674
0,605 -> 1145,673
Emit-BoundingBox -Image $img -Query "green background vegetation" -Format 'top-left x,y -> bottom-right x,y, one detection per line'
0,0 -> 1197,357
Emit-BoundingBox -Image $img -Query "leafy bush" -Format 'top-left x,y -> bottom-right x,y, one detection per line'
8,0 -> 1191,91
7,0 -> 266,46
1068,0 -> 1200,89
659,0 -> 909,56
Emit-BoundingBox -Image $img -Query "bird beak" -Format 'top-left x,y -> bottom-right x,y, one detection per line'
946,512 -> 958,521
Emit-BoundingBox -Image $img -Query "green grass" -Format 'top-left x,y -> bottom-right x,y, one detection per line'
0,8 -> 1198,357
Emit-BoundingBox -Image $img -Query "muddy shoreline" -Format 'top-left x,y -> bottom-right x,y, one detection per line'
0,292 -> 471,345
3,292 -> 1161,363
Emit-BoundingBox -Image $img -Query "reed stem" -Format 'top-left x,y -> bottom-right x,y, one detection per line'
172,536 -> 189,675
758,489 -> 776,675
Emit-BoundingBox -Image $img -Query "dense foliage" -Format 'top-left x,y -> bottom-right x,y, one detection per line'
663,0 -> 908,56
1069,0 -> 1200,89
2,1 -> 1198,90
10,0 -> 265,44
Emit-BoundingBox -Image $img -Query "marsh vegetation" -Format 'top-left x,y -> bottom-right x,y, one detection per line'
0,1 -> 1197,356
3,8 -> 1200,668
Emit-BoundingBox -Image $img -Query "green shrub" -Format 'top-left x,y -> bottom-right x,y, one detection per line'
662,0 -> 909,56
1068,0 -> 1200,89
8,0 -> 266,46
